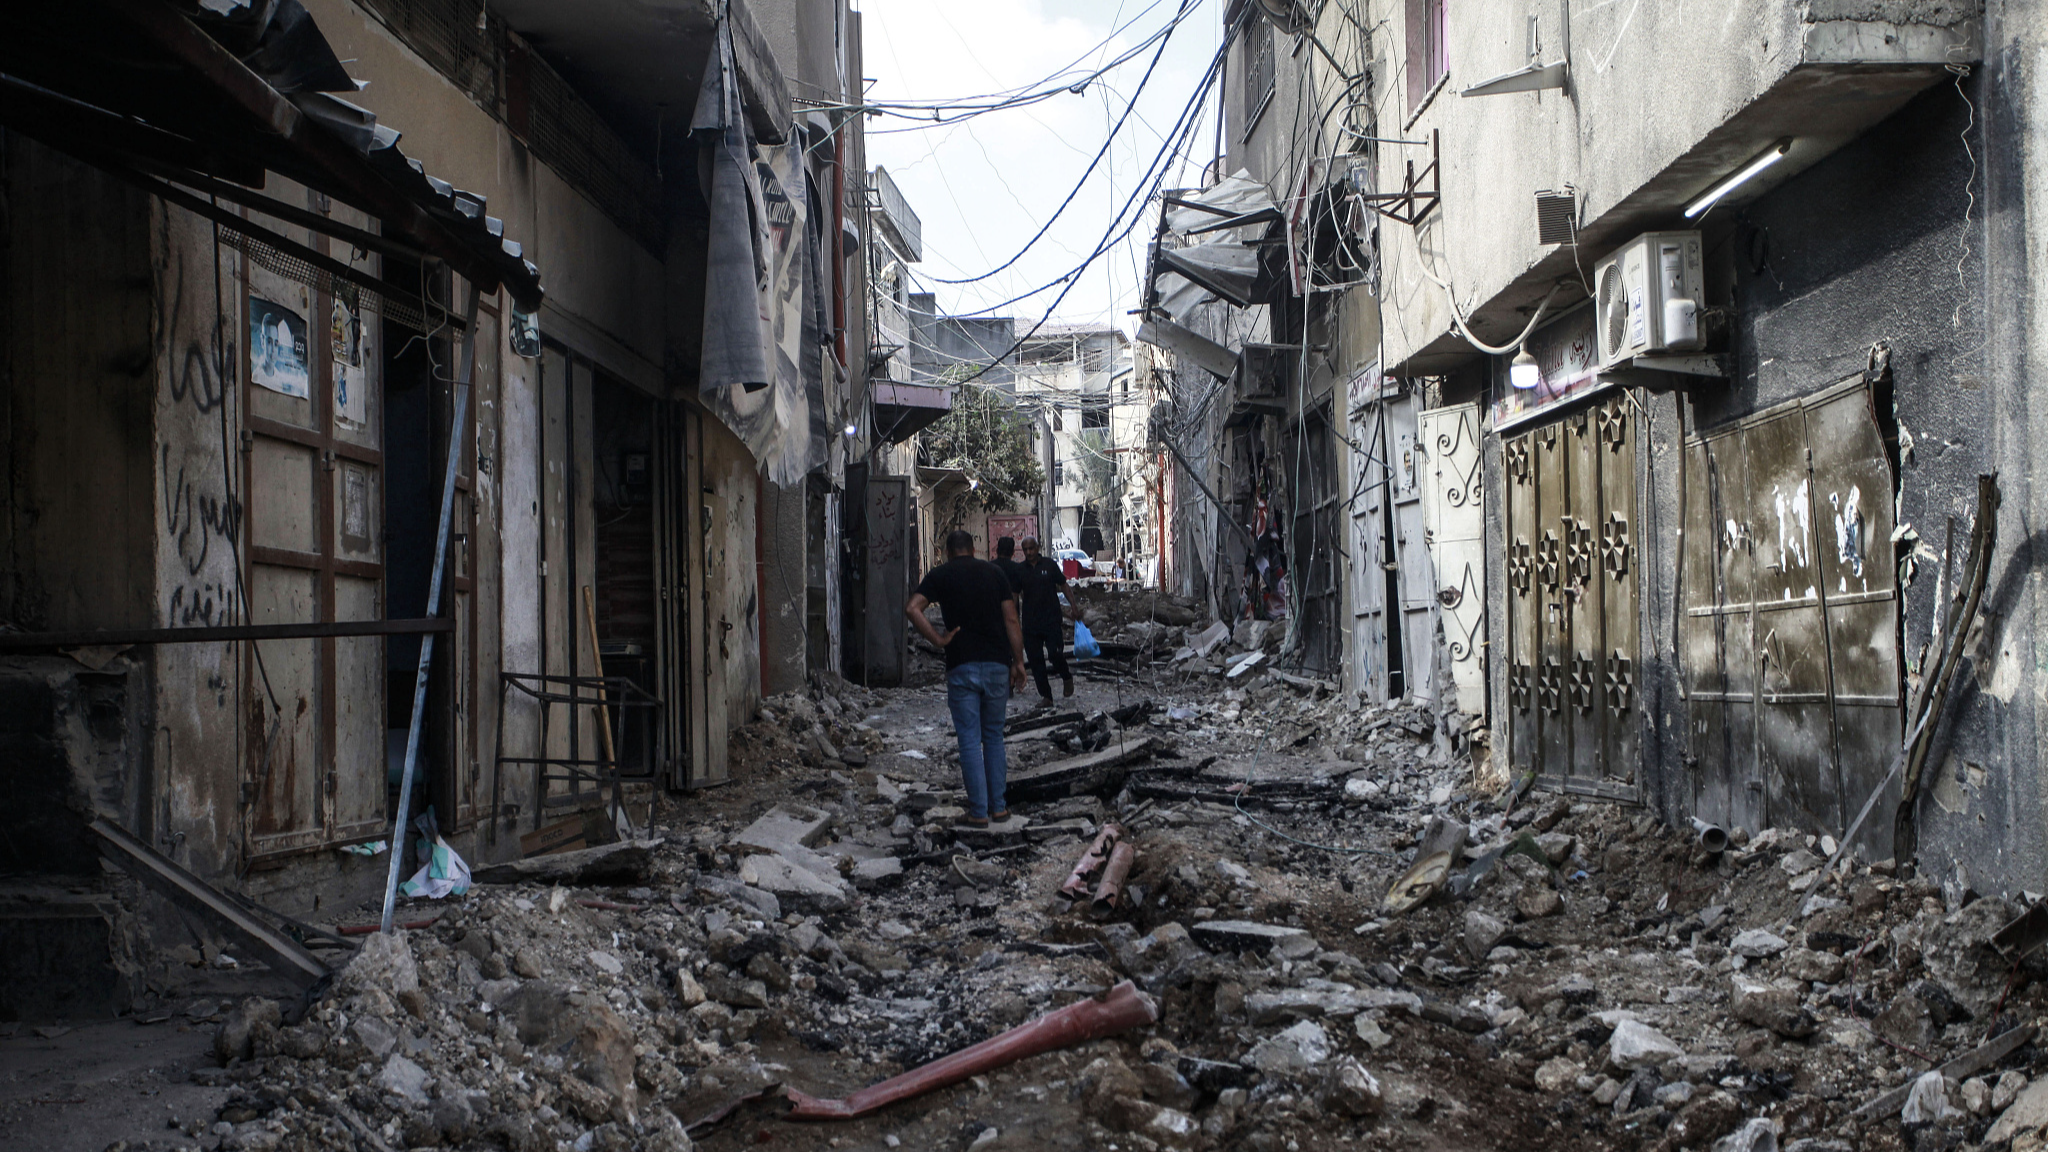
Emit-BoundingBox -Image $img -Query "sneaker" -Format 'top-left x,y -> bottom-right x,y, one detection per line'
1062,675 -> 1075,698
960,815 -> 990,830
1035,695 -> 1054,711
990,809 -> 1010,823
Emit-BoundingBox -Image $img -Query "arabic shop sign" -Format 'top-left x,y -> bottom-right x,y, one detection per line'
1490,304 -> 1606,432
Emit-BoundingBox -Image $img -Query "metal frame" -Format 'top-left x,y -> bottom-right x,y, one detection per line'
493,671 -> 661,834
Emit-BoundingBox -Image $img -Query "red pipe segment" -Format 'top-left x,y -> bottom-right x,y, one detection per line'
1091,841 -> 1137,912
1059,824 -> 1124,899
784,980 -> 1159,1120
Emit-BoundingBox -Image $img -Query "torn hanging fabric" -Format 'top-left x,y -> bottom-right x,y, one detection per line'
693,21 -> 815,487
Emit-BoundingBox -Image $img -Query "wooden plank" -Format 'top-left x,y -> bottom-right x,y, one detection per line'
520,815 -> 589,858
91,819 -> 328,987
1008,738 -> 1160,802
1852,1026 -> 2035,1119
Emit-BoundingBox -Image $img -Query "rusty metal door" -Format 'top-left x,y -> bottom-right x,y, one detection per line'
1503,394 -> 1640,798
1418,403 -> 1486,714
1680,379 -> 1898,846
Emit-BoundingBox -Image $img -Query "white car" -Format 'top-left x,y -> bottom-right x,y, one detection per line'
1052,549 -> 1096,572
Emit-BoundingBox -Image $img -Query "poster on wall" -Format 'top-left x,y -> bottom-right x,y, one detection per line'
333,297 -> 367,428
249,296 -> 310,398
1490,303 -> 1603,432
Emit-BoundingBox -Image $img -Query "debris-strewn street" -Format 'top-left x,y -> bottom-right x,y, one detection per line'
23,607 -> 2044,1152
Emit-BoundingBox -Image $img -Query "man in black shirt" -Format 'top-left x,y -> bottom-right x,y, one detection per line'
992,536 -> 1026,593
905,529 -> 1027,827
1015,536 -> 1075,706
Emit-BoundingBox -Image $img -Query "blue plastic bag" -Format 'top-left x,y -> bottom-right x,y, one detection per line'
1073,619 -> 1100,659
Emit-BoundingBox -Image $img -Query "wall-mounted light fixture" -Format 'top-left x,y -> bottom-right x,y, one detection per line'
1684,139 -> 1793,218
1509,345 -> 1541,390
843,423 -> 859,436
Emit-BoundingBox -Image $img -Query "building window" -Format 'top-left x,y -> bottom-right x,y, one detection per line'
1243,19 -> 1275,137
1405,0 -> 1449,113
1083,405 -> 1109,430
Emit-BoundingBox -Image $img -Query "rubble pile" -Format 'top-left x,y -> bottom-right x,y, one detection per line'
132,673 -> 2048,1152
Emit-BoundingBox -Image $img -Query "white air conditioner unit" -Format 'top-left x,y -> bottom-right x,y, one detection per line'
1593,231 -> 1705,368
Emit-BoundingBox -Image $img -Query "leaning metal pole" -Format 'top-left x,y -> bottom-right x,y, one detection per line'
381,281 -> 480,933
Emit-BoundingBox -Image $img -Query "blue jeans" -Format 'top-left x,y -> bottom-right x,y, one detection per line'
946,662 -> 1011,820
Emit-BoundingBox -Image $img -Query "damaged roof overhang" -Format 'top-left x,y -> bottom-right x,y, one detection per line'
872,380 -> 953,444
1389,20 -> 1978,378
0,0 -> 544,311
489,0 -> 792,148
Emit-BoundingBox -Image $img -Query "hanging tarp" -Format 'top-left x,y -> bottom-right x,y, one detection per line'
694,22 -> 815,487
1165,170 -> 1276,235
1153,270 -> 1214,327
1157,241 -> 1261,309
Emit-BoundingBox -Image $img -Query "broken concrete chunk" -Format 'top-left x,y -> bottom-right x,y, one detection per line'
1317,1057 -> 1383,1117
1713,1116 -> 1781,1152
731,804 -> 835,854
1463,910 -> 1508,960
213,997 -> 281,1065
1780,947 -> 1845,984
337,931 -> 420,999
1731,977 -> 1817,1039
851,856 -> 905,887
352,1016 -> 399,1059
1730,929 -> 1790,958
1189,920 -> 1313,954
1987,1076 -> 2048,1143
1533,832 -> 1576,866
1244,1020 -> 1330,1077
377,1053 -> 432,1105
1607,1019 -> 1685,1071
1994,1070 -> 2030,1112
1534,1056 -> 1583,1093
739,853 -> 852,913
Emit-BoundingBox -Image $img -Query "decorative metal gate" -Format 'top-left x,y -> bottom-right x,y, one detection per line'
1418,402 -> 1486,714
1504,395 -> 1640,799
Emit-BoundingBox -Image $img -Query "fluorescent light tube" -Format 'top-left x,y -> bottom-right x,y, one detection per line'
1684,139 -> 1792,218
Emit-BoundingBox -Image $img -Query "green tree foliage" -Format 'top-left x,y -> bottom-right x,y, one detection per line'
921,378 -> 1045,513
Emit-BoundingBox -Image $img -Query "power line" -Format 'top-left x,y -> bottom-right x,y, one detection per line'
927,0 -> 1195,286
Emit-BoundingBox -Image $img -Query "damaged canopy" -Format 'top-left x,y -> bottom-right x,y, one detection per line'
692,22 -> 832,487
0,0 -> 543,310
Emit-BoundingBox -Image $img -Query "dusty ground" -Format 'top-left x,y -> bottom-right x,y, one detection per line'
34,617 -> 2048,1152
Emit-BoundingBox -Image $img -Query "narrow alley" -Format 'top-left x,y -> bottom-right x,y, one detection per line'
4,0 -> 2048,1150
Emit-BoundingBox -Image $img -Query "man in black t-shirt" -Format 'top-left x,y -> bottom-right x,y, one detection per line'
905,529 -> 1027,827
1015,536 -> 1074,706
993,536 -> 1026,594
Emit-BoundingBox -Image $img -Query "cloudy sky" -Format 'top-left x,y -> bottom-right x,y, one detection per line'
858,0 -> 1225,334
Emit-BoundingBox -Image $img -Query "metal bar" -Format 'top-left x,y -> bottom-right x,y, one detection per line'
0,618 -> 452,651
124,172 -> 462,332
92,818 -> 328,986
103,0 -> 504,295
381,282 -> 479,933
136,161 -> 434,265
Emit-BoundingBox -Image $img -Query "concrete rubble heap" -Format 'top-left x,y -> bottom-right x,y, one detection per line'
123,664 -> 2048,1152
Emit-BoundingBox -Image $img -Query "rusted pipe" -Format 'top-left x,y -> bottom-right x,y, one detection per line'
1091,842 -> 1138,913
785,981 -> 1158,1121
1060,824 -> 1123,898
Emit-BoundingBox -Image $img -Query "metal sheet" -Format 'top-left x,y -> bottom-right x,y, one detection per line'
1677,379 -> 1899,843
1386,393 -> 1438,702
